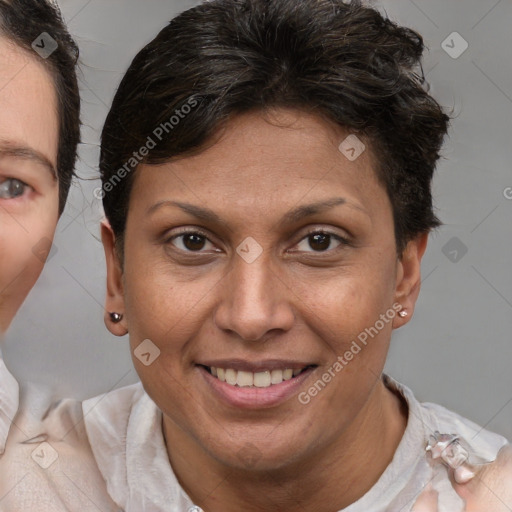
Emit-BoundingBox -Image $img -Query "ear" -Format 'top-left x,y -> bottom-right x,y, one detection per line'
101,220 -> 128,336
393,232 -> 428,329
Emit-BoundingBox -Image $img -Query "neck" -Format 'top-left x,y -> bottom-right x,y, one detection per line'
164,377 -> 408,512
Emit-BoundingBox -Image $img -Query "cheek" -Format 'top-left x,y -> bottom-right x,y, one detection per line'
295,265 -> 397,406
0,209 -> 57,318
122,250 -> 217,351
0,214 -> 53,273
122,265 -> 205,414
293,262 -> 397,344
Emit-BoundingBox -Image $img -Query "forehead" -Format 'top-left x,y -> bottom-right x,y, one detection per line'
133,109 -> 390,225
0,37 -> 59,168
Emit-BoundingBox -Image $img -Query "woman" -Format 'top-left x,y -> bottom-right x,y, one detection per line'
0,0 -> 79,335
0,1 -> 118,510
0,0 -> 79,451
85,0 -> 512,510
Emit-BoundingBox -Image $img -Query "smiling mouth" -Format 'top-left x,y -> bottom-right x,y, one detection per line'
199,365 -> 316,388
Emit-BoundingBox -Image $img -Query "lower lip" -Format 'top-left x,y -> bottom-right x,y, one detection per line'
198,366 -> 316,409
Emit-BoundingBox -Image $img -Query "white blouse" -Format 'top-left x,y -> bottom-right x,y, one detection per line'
0,373 -> 119,511
0,357 -> 18,456
83,375 -> 509,512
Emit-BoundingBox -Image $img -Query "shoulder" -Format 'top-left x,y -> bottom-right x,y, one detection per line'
386,376 -> 509,462
82,381 -> 147,473
0,387 -> 120,511
82,381 -> 160,509
419,399 -> 509,464
456,443 -> 512,511
389,377 -> 512,511
0,358 -> 19,455
82,381 -> 147,448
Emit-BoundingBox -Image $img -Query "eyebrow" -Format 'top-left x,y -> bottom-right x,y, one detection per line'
280,197 -> 348,226
0,140 -> 57,180
148,197 -> 363,226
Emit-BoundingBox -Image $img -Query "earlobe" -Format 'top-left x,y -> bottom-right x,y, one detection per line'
393,232 -> 428,329
101,220 -> 128,336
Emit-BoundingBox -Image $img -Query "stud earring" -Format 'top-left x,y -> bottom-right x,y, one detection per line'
398,310 -> 408,318
109,312 -> 123,323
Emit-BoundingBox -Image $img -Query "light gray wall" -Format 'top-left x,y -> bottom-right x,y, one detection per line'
3,0 -> 512,439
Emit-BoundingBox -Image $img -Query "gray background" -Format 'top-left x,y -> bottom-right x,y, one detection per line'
3,0 -> 512,438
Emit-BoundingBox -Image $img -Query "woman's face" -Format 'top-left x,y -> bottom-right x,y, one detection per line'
0,38 -> 59,333
104,109 -> 425,469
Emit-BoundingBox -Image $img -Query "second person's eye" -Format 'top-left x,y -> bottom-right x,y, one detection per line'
0,178 -> 28,199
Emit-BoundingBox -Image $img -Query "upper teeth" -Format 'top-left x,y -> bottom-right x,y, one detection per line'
210,367 -> 302,388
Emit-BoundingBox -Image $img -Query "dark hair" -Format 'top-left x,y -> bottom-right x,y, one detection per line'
100,0 -> 449,253
0,0 -> 80,214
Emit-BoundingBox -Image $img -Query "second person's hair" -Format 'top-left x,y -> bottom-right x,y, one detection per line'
0,0 -> 80,214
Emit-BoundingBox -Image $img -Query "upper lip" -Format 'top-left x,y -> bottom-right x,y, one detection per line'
197,359 -> 317,373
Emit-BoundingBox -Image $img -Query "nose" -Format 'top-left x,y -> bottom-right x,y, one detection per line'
213,256 -> 295,342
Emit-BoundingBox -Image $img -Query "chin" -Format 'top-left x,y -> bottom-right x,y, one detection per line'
207,431 -> 308,472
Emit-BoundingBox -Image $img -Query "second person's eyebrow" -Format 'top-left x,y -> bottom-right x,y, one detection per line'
0,140 -> 57,180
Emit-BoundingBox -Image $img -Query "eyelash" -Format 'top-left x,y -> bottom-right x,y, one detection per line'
166,227 -> 351,255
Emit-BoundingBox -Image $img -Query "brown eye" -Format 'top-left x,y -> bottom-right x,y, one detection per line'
295,230 -> 347,253
169,231 -> 217,253
182,233 -> 206,251
308,233 -> 331,252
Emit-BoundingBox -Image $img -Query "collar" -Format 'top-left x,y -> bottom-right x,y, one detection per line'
84,383 -> 194,512
84,377 -> 425,512
0,357 -> 20,455
84,376 -> 508,512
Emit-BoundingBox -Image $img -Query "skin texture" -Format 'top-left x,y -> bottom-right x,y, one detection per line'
411,445 -> 512,511
102,109 -> 428,511
457,445 -> 512,511
0,38 -> 59,334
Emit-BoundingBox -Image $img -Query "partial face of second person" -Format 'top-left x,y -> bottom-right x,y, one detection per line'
103,109 -> 426,472
0,37 -> 59,333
